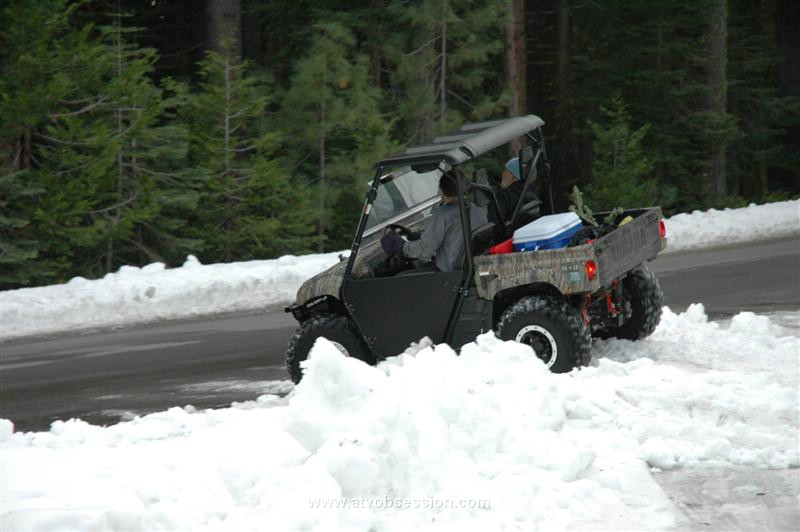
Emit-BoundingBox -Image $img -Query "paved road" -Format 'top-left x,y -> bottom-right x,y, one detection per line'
651,237 -> 800,317
1,237 -> 798,431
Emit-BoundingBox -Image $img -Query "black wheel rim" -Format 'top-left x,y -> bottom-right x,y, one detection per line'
515,325 -> 558,367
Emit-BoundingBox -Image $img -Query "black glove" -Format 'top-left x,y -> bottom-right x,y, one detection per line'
407,231 -> 422,241
381,232 -> 405,256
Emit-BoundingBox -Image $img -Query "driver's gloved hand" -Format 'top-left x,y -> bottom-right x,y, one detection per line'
381,232 -> 406,256
407,231 -> 422,241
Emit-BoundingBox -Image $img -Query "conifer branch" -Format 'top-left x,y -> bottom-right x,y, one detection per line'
90,191 -> 139,215
119,162 -> 185,178
33,132 -> 90,147
446,89 -> 476,109
51,96 -> 109,117
226,145 -> 257,153
404,36 -> 438,57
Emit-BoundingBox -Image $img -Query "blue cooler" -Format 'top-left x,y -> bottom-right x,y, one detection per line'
512,212 -> 583,252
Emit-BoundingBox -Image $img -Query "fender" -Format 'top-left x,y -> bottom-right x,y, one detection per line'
285,295 -> 346,323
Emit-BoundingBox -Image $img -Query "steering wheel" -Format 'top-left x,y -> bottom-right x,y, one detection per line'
384,223 -> 415,239
377,224 -> 416,275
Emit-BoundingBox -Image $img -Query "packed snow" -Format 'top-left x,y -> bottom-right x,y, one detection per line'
1,199 -> 798,340
663,199 -> 799,253
2,305 -> 798,530
1,252 -> 343,341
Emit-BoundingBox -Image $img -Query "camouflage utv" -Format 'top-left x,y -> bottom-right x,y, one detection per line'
285,116 -> 666,382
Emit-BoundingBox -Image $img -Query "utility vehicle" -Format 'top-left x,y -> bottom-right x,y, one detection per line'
285,115 -> 666,382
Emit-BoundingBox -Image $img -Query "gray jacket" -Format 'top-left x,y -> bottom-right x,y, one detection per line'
403,202 -> 488,272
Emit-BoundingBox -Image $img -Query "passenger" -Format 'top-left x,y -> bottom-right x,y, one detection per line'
380,172 -> 487,272
496,156 -> 535,221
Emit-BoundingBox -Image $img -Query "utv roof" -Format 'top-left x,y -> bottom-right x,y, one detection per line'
378,115 -> 545,168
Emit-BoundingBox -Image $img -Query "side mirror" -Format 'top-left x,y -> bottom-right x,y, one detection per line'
519,146 -> 534,181
469,168 -> 491,208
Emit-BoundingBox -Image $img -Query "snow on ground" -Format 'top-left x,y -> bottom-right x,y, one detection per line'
2,199 -> 798,341
663,199 -> 799,253
1,252 -> 343,341
2,306 -> 798,531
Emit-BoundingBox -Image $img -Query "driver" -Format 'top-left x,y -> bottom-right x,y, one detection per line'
380,172 -> 487,272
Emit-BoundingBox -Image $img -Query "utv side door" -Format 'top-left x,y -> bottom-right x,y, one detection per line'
343,270 -> 463,359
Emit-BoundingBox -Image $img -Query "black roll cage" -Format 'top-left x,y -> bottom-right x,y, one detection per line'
340,115 -> 551,347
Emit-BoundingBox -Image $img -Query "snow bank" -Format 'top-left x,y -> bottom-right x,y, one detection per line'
1,252 -> 342,340
2,200 -> 798,340
663,199 -> 800,254
2,307 -> 797,531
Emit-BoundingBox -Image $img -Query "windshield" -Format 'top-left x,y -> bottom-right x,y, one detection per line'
365,166 -> 442,232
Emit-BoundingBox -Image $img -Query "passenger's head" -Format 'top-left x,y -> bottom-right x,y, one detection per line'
502,157 -> 521,188
439,171 -> 458,201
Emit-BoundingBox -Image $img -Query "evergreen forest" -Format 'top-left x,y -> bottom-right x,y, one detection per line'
1,0 -> 798,289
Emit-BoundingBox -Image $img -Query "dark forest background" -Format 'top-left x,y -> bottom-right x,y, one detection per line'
1,0 -> 798,289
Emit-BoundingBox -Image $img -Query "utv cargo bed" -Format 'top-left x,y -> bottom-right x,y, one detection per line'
473,207 -> 665,299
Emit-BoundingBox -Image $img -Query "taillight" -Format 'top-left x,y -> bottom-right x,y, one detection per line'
586,260 -> 598,281
659,220 -> 666,239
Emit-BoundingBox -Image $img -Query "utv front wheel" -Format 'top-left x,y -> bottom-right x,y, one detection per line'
285,314 -> 374,383
606,265 -> 663,340
497,296 -> 592,373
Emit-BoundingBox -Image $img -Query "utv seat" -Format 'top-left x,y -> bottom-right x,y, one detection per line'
469,169 -> 506,241
470,221 -> 496,256
506,199 -> 542,234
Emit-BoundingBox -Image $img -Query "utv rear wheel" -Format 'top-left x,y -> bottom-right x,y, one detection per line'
606,265 -> 663,340
285,314 -> 374,383
497,296 -> 592,373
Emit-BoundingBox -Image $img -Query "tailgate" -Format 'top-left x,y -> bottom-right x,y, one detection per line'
594,208 -> 665,285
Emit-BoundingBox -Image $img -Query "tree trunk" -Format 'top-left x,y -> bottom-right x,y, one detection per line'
21,130 -> 32,169
654,7 -> 664,183
240,0 -> 261,60
371,0 -> 384,87
555,0 -> 576,194
223,53 -> 233,261
505,0 -> 526,153
109,7 -> 124,274
318,99 -> 326,253
440,3 -> 447,134
777,0 -> 800,92
556,0 -> 570,109
206,0 -> 242,61
708,0 -> 728,204
223,54 -> 232,178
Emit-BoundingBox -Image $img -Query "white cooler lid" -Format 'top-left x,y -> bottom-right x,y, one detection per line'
513,212 -> 581,241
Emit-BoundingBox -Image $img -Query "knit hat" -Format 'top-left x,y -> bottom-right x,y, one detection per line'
505,157 -> 521,179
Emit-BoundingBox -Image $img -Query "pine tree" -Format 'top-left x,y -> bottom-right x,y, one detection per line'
705,0 -> 735,205
384,0 -> 507,144
0,170 -> 43,288
34,9 -> 197,276
281,22 -> 396,252
92,10 -> 200,271
583,96 -> 668,210
1,0 -> 120,284
505,0 -> 527,120
727,0 -> 800,202
185,49 -> 314,262
561,0 -> 712,211
0,0 -> 197,286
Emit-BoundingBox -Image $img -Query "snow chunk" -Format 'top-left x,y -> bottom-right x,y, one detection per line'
0,419 -> 13,444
